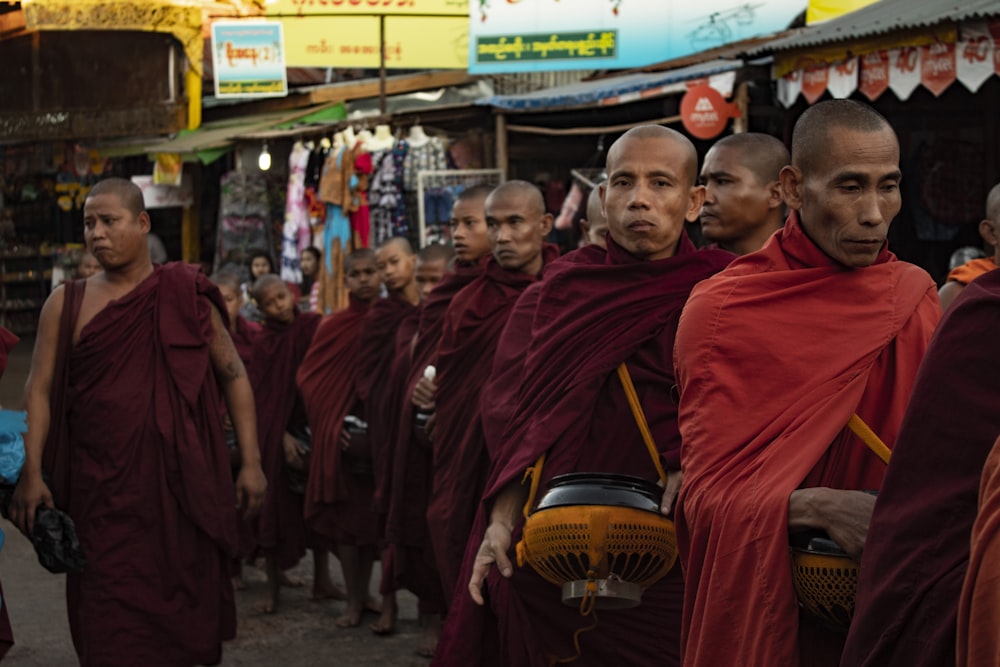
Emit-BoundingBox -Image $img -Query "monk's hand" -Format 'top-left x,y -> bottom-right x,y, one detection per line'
412,376 -> 437,411
659,469 -> 683,517
283,432 -> 305,469
788,487 -> 877,561
9,469 -> 54,538
235,461 -> 267,518
469,521 -> 513,606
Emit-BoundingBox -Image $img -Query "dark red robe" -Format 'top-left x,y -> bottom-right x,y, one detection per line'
427,246 -> 559,604
385,261 -> 485,611
228,315 -> 260,559
434,236 -> 733,667
250,309 -> 321,569
844,268 -> 1000,667
355,296 -> 419,518
55,264 -> 240,666
674,213 -> 939,667
959,435 -> 1000,667
297,295 -> 378,546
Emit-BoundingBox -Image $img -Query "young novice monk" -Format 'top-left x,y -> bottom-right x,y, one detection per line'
297,250 -> 383,628
250,274 -> 339,613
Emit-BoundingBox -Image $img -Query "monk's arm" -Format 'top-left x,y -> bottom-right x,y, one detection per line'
9,287 -> 63,536
208,305 -> 266,516
788,487 -> 877,561
469,478 -> 529,605
938,281 -> 964,312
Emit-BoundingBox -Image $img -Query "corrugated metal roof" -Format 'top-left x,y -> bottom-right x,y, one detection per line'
475,59 -> 742,112
750,0 -> 1000,54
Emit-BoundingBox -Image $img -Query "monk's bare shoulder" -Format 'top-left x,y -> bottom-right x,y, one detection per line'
207,305 -> 246,384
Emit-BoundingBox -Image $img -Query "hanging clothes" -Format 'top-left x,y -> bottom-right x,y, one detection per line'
281,142 -> 311,284
402,137 -> 447,192
350,149 -> 373,249
214,171 -> 271,276
316,145 -> 358,314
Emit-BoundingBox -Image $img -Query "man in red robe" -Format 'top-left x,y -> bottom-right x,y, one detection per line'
843,268 -> 1000,667
296,249 -> 381,628
248,275 -> 329,614
674,101 -> 940,667
426,180 -> 557,607
355,237 -> 420,635
435,125 -> 733,667
938,182 -> 999,310
385,184 -> 494,657
10,178 -> 266,665
959,434 -> 1000,667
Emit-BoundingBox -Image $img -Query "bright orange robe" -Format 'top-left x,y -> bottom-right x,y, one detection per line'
946,257 -> 996,285
674,213 -> 939,666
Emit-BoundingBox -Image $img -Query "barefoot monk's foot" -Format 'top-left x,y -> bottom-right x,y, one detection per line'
312,580 -> 347,601
334,604 -> 363,628
414,613 -> 442,658
278,570 -> 304,588
369,594 -> 398,636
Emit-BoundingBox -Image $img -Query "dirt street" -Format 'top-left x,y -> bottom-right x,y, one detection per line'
0,336 -> 433,666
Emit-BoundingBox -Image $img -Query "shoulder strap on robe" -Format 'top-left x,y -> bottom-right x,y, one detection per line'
42,279 -> 86,509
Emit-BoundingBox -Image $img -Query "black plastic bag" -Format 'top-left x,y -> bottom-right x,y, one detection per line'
0,483 -> 86,574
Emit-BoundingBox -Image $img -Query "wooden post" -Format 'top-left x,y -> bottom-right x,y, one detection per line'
181,163 -> 201,263
495,112 -> 508,178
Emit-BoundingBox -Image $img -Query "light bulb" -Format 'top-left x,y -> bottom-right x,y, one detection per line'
258,143 -> 271,171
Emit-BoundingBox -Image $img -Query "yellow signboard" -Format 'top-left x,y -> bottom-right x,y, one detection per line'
806,0 -> 880,24
267,0 -> 467,16
281,15 -> 467,68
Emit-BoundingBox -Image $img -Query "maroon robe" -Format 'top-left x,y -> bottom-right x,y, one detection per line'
385,261 -> 485,610
355,296 -> 419,517
427,246 -> 559,604
433,237 -> 733,667
843,269 -> 1000,667
249,310 -> 321,569
297,296 -> 379,546
228,315 -> 260,559
53,264 -> 239,666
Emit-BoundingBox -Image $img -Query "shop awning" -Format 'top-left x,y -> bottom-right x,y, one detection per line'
475,59 -> 743,112
142,102 -> 345,162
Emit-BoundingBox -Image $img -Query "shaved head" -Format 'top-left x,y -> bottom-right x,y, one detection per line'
708,133 -> 789,185
418,242 -> 455,264
486,180 -> 546,218
345,248 -> 377,272
87,177 -> 146,217
251,273 -> 285,301
791,100 -> 895,175
378,236 -> 414,256
608,125 -> 699,187
210,270 -> 242,293
585,184 -> 605,224
987,183 -> 1000,221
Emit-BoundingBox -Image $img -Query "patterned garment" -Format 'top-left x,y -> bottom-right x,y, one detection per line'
281,142 -> 311,283
214,171 -> 271,276
402,137 -> 447,192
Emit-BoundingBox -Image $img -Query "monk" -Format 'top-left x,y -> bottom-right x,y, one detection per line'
249,274 -> 336,614
579,183 -> 608,248
415,243 -> 454,299
674,100 -> 940,667
426,180 -> 557,610
959,433 -> 1000,667
9,177 -> 267,665
699,132 -> 788,255
842,268 -> 1000,667
434,125 -> 733,667
938,182 -> 999,310
355,237 -> 421,635
210,270 -> 262,589
385,184 -> 495,658
296,249 -> 382,628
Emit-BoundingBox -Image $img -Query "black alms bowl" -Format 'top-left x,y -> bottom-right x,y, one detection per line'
534,473 -> 662,515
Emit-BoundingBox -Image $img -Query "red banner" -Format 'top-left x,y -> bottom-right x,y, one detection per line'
920,42 -> 957,96
680,85 -> 732,140
859,51 -> 889,101
801,64 -> 829,104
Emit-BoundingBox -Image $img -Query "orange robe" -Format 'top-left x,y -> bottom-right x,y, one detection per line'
946,257 -> 996,285
674,213 -> 939,666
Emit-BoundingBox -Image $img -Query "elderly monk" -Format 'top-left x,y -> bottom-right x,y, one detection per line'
699,132 -> 788,255
938,182 -> 1000,311
296,249 -> 382,628
674,100 -> 940,667
426,180 -> 557,607
355,237 -> 421,635
432,125 -> 733,667
385,184 -> 495,658
10,178 -> 266,665
959,433 -> 1000,667
248,275 -> 330,614
842,268 -> 1000,667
